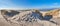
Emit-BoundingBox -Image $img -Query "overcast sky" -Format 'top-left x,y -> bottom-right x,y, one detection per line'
0,0 -> 60,10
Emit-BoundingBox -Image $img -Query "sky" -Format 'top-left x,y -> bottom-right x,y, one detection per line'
0,0 -> 60,10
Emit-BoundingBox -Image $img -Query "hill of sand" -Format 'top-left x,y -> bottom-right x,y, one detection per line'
0,9 -> 60,26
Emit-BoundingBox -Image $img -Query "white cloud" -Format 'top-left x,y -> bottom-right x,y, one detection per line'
0,0 -> 23,10
0,0 -> 60,10
53,3 -> 59,6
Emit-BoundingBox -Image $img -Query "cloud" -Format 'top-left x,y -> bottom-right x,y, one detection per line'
0,0 -> 23,10
0,0 -> 60,10
49,3 -> 60,8
53,2 -> 60,6
37,3 -> 60,8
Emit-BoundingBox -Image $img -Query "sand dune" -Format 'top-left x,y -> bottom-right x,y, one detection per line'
0,9 -> 60,26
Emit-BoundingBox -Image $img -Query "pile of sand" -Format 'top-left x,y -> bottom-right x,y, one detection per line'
0,9 -> 60,26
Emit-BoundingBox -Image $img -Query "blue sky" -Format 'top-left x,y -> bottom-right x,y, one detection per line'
0,0 -> 60,10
